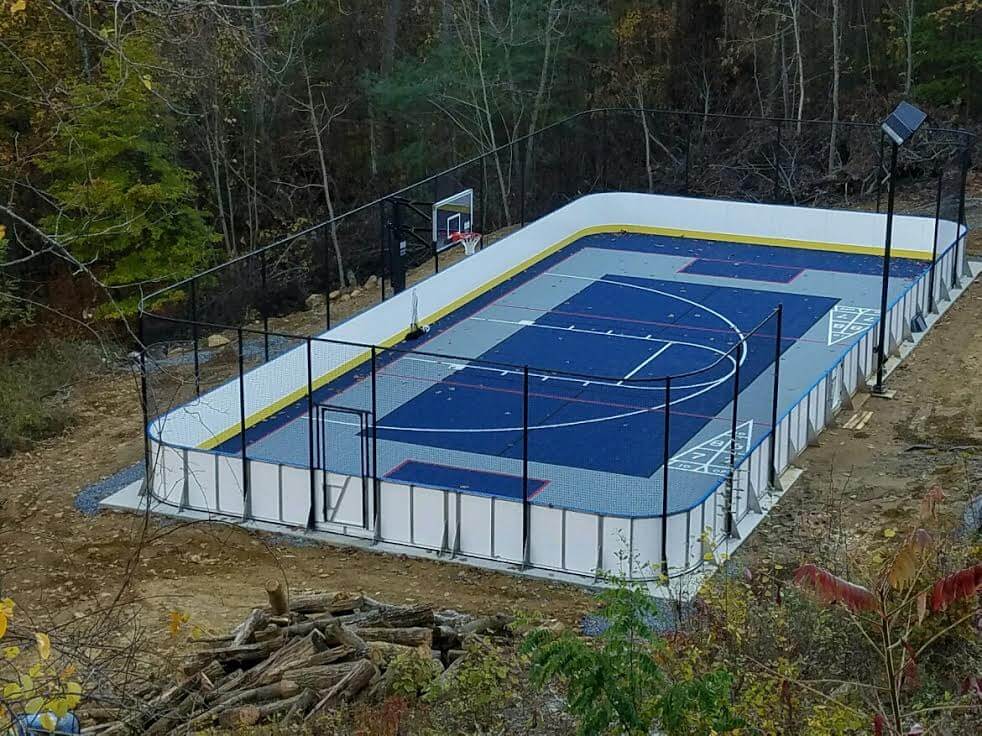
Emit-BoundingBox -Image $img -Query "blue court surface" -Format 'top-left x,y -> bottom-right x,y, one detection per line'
218,232 -> 928,517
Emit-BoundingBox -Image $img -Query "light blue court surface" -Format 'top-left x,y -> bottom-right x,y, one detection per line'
217,232 -> 928,517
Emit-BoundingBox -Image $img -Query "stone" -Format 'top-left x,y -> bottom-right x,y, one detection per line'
207,334 -> 230,348
305,294 -> 325,310
341,293 -> 351,302
350,289 -> 362,298
364,275 -> 378,288
329,290 -> 342,300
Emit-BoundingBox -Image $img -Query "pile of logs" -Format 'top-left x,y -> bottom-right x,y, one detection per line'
85,582 -> 512,734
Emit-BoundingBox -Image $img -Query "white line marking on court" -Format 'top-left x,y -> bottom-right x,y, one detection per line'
668,420 -> 755,477
543,271 -> 747,346
471,316 -> 674,346
827,305 -> 879,346
618,342 -> 673,384
327,274 -> 751,434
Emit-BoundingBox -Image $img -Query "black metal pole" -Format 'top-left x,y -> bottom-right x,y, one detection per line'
928,167 -> 943,313
519,142 -> 526,227
371,347 -> 380,536
260,251 -> 270,361
876,130 -> 886,213
379,201 -> 387,302
522,366 -> 530,567
138,314 -> 152,495
683,122 -> 691,194
479,154 -> 487,233
306,338 -> 316,529
322,231 -> 331,331
768,305 -> 783,488
660,376 -> 671,577
600,109 -> 608,190
433,175 -> 441,274
875,142 -> 899,394
190,279 -> 200,396
237,327 -> 250,499
954,143 -> 970,287
726,342 -> 742,536
773,121 -> 782,202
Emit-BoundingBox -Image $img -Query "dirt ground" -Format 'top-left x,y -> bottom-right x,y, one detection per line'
0,202 -> 980,672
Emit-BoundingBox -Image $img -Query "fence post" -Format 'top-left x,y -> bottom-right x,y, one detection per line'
189,279 -> 200,396
929,168 -> 943,313
600,109 -> 608,190
519,142 -> 527,227
875,142 -> 899,393
260,251 -> 270,361
522,366 -> 530,568
660,376 -> 671,578
683,122 -> 692,194
378,201 -> 387,302
371,346 -> 381,541
772,121 -> 782,202
876,130 -> 885,213
138,314 -> 152,497
306,338 -> 317,530
954,142 -> 970,287
322,231 -> 332,331
725,342 -> 742,537
479,154 -> 487,233
237,327 -> 250,503
433,175 -> 441,274
768,305 -> 783,488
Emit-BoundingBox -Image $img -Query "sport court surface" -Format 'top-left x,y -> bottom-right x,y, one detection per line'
216,232 -> 927,518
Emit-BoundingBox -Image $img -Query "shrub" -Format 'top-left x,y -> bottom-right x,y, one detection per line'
0,340 -> 110,455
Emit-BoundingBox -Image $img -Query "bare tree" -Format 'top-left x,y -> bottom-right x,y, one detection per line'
828,0 -> 841,174
293,58 -> 348,288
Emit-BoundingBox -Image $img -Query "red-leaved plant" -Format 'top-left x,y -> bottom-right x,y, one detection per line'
792,486 -> 981,735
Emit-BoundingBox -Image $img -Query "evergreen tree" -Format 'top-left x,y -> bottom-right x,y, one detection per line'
40,39 -> 216,313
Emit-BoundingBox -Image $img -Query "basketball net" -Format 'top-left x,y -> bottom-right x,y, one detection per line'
450,230 -> 482,256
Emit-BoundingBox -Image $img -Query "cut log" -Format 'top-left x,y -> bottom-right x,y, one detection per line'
288,591 -> 364,615
246,631 -> 322,687
205,669 -> 246,703
184,640 -> 280,672
232,608 -> 268,646
320,619 -> 368,656
366,641 -> 420,669
304,644 -> 356,667
143,692 -> 204,736
254,614 -> 335,642
305,660 -> 376,720
283,688 -> 318,723
186,680 -> 299,729
279,661 -> 364,691
433,625 -> 461,651
99,672 -> 200,735
458,613 -> 512,637
354,626 -> 433,648
217,694 -> 301,729
338,603 -> 434,629
265,580 -> 288,616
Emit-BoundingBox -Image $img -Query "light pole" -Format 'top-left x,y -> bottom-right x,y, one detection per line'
874,102 -> 926,395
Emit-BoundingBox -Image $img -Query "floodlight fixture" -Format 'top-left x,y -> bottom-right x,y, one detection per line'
881,101 -> 927,146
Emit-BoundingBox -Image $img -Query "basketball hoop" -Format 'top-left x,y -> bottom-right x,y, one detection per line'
450,230 -> 482,256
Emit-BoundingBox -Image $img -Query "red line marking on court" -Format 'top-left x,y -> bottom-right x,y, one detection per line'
374,369 -> 771,428
489,301 -> 825,345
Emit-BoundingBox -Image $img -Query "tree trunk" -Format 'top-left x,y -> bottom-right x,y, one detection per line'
790,0 -> 805,133
302,61 -> 346,287
828,0 -> 841,175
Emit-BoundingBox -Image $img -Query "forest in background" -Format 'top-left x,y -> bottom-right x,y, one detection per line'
0,0 -> 979,331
